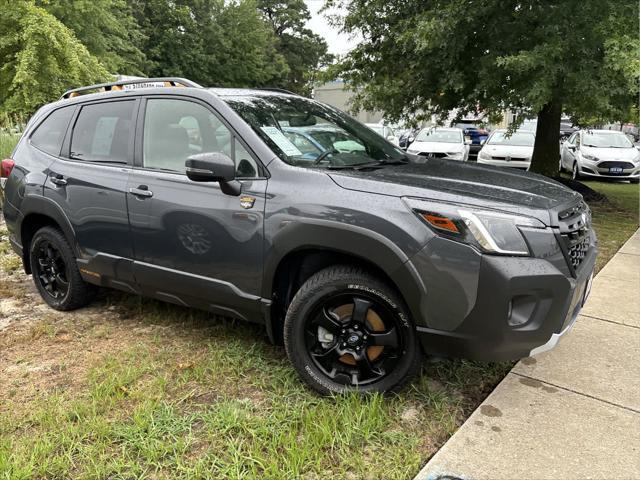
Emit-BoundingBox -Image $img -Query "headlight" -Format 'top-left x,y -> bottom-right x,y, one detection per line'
478,149 -> 491,160
404,198 -> 545,256
582,153 -> 598,161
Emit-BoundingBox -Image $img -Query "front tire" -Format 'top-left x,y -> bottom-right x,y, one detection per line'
572,162 -> 581,180
29,227 -> 95,311
284,266 -> 421,395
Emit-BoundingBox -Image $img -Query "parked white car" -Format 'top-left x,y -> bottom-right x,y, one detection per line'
406,127 -> 469,161
560,130 -> 640,183
365,123 -> 399,146
477,130 -> 534,170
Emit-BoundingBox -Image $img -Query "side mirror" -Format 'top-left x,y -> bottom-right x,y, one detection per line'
185,152 -> 241,196
479,139 -> 486,146
568,145 -> 576,151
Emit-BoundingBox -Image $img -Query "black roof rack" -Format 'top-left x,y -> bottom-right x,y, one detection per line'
60,77 -> 202,100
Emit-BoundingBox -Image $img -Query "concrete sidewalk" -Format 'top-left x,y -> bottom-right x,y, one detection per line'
416,230 -> 640,480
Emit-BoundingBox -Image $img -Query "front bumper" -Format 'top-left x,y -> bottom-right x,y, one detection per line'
477,158 -> 530,170
579,159 -> 640,179
404,232 -> 597,362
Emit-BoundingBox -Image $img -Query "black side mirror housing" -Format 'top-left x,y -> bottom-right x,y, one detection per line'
185,152 -> 241,196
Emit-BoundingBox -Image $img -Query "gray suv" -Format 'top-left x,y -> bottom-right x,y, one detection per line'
0,78 -> 597,395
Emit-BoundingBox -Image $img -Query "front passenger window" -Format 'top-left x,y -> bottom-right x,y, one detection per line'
143,99 -> 258,177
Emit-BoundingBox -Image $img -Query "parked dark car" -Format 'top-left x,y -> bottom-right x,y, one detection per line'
452,120 -> 489,159
1,78 -> 597,395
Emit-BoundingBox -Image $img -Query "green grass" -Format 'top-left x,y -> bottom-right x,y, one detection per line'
0,289 -> 511,479
0,132 -> 19,159
580,178 -> 639,272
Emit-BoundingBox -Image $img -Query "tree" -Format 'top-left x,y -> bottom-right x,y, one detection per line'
258,0 -> 333,95
37,0 -> 147,75
0,1 -> 110,117
130,0 -> 289,88
327,0 -> 640,176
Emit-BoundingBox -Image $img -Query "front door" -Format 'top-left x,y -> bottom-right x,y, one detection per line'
127,97 -> 267,321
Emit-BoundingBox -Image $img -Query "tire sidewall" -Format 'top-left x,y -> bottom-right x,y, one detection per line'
286,274 -> 419,395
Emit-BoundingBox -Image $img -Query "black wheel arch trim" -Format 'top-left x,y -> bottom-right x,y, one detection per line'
262,219 -> 430,340
16,194 -> 79,270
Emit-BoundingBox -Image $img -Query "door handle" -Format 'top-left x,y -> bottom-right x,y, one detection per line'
50,174 -> 67,186
129,185 -> 153,198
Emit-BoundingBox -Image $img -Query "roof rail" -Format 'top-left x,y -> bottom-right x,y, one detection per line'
60,77 -> 202,100
254,87 -> 297,95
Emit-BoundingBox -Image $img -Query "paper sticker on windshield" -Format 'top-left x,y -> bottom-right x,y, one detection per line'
260,126 -> 302,156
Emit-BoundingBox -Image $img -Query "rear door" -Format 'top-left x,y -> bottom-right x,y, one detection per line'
45,99 -> 138,288
126,96 -> 267,321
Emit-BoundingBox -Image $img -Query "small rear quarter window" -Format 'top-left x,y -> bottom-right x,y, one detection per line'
30,106 -> 75,156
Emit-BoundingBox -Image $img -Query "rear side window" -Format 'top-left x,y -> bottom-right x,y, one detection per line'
70,101 -> 135,163
30,106 -> 75,156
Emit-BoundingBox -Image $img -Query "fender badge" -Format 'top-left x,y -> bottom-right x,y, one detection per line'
240,195 -> 256,209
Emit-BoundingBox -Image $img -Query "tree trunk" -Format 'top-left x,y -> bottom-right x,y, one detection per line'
529,99 -> 562,177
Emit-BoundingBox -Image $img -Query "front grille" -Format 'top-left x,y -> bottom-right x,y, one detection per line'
418,152 -> 447,158
563,233 -> 590,270
491,156 -> 528,161
598,161 -> 634,170
557,201 -> 593,273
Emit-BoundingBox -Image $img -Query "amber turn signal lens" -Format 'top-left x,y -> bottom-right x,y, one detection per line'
421,213 -> 460,234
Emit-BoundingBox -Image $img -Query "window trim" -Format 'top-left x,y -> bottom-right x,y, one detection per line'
61,97 -> 140,167
28,105 -> 78,158
134,95 -> 268,179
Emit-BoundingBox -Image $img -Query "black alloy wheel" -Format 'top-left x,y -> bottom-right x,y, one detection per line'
304,293 -> 402,387
284,266 -> 421,395
29,227 -> 95,311
34,240 -> 70,300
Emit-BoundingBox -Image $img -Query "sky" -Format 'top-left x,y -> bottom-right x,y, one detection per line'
304,0 -> 359,56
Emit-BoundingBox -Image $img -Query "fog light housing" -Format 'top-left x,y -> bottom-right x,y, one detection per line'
508,295 -> 537,327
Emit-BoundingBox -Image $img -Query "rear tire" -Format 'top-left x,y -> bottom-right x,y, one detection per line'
631,178 -> 639,184
29,227 -> 95,311
284,266 -> 422,395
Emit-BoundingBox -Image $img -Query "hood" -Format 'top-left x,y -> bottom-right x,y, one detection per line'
328,158 -> 582,225
581,145 -> 639,161
408,141 -> 464,154
480,144 -> 533,159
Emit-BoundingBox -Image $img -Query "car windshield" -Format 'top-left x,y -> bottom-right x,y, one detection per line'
222,94 -> 406,167
415,129 -> 462,143
583,131 -> 633,148
488,131 -> 535,146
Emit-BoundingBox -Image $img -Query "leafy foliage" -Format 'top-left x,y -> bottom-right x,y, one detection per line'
37,0 -> 147,75
328,0 -> 640,175
258,0 -> 333,94
130,0 -> 289,88
0,1 -> 110,117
